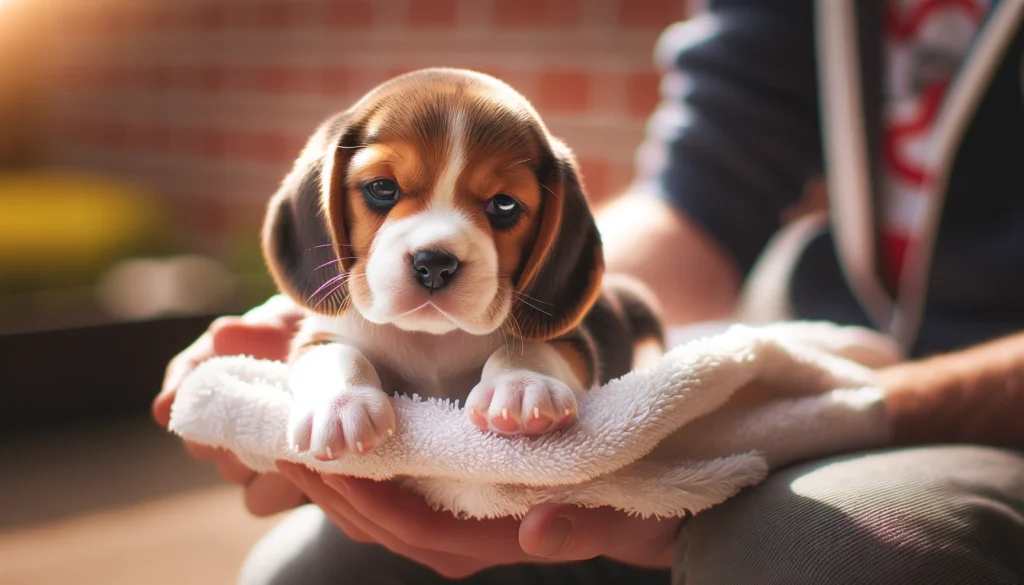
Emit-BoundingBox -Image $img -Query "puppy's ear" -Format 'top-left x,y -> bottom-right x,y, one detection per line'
512,138 -> 604,340
262,112 -> 358,314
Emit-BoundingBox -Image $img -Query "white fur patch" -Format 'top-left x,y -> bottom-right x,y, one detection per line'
432,110 -> 466,210
361,209 -> 500,333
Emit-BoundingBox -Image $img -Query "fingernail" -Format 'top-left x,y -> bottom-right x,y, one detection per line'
535,517 -> 573,557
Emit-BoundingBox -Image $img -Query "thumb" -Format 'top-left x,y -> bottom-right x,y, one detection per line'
518,503 -> 678,567
210,318 -> 295,360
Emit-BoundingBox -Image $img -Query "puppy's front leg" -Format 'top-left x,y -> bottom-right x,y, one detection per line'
466,338 -> 593,436
287,333 -> 395,460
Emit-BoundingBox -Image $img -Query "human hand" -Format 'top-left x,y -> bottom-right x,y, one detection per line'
153,295 -> 307,516
276,462 -> 679,578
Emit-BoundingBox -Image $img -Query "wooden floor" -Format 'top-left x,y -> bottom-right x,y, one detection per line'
0,417 -> 283,585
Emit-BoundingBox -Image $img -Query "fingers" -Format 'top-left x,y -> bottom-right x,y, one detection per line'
518,503 -> 677,568
275,465 -> 371,542
154,295 -> 303,428
325,475 -> 528,562
239,294 -> 305,330
183,440 -> 222,461
277,463 -> 489,578
154,331 -> 214,427
211,319 -> 295,362
216,454 -> 257,485
244,473 -> 308,517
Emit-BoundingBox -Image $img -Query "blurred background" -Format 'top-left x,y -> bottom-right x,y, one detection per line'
0,0 -> 688,583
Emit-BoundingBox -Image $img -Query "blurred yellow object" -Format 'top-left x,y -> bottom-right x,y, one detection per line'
0,171 -> 167,277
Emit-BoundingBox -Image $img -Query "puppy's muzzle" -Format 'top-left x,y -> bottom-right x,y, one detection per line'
412,250 -> 460,292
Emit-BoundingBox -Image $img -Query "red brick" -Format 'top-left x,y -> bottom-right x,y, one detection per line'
616,0 -> 685,28
98,123 -> 127,150
494,0 -> 582,27
134,6 -> 168,32
536,70 -> 591,113
222,130 -> 251,159
575,158 -> 610,201
325,0 -> 374,28
58,64 -> 88,87
320,66 -> 355,96
197,128 -> 227,159
194,3 -> 227,30
267,66 -> 319,94
247,131 -> 300,163
178,196 -> 230,241
408,0 -> 459,27
624,71 -> 661,118
144,66 -> 170,91
197,65 -> 225,92
158,6 -> 189,30
256,66 -> 294,93
101,10 -> 126,35
254,1 -> 296,29
174,127 -> 207,157
134,125 -> 168,153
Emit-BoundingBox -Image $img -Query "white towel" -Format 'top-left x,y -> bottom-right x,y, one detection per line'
168,321 -> 898,519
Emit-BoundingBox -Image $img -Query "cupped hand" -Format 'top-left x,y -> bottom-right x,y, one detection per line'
153,295 -> 307,516
277,462 -> 679,579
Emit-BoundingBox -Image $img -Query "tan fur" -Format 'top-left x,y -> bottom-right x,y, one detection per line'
550,340 -> 596,389
261,68 -> 664,454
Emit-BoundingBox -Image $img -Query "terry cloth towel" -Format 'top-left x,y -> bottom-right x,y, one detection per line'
168,321 -> 899,520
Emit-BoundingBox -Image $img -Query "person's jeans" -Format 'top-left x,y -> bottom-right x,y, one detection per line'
238,445 -> 1024,585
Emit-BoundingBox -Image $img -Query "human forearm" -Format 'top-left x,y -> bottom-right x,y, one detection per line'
596,196 -> 741,326
879,331 -> 1024,449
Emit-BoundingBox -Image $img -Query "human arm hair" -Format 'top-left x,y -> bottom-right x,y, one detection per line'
880,331 -> 1024,449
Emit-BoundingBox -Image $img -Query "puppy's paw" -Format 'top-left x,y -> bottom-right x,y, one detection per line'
287,386 -> 396,460
466,371 -> 578,436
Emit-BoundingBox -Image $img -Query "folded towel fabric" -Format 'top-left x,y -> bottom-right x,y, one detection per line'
168,321 -> 898,519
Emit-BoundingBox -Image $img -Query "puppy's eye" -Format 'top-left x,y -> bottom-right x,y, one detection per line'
485,194 -> 523,228
364,178 -> 399,202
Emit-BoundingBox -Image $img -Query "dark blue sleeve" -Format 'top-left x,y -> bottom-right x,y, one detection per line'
630,2 -> 823,275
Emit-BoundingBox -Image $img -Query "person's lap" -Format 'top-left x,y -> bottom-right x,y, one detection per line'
239,445 -> 1024,585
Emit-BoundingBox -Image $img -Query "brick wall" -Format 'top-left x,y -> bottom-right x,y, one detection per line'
44,0 -> 687,252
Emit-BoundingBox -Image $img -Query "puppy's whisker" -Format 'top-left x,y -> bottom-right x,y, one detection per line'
308,243 -> 359,251
503,157 -> 531,170
511,290 -> 553,306
540,183 -> 561,199
509,312 -> 525,361
307,272 -> 364,308
313,257 -> 360,272
514,298 -> 552,317
488,302 -> 511,362
307,274 -> 347,303
312,282 -> 347,310
502,288 -> 554,317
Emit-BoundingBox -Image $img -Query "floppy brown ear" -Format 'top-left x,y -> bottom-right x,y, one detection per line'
262,112 -> 358,314
512,138 -> 605,340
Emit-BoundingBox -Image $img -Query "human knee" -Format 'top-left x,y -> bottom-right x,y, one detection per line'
673,446 -> 1024,584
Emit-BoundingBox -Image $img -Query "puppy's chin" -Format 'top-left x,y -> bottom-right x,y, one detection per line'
352,283 -> 511,336
347,209 -> 512,336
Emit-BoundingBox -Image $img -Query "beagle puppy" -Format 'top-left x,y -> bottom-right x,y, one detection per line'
263,68 -> 664,459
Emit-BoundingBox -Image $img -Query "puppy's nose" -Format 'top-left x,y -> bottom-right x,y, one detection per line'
412,250 -> 460,291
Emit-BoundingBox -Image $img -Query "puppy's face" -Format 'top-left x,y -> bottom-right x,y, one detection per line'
264,69 -> 603,340
342,101 -> 544,335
